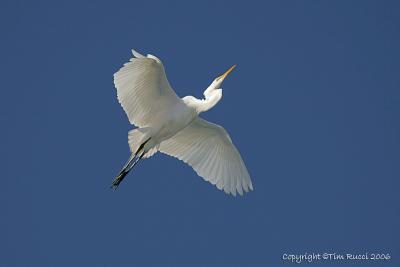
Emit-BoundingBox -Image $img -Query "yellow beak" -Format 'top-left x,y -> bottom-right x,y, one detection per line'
218,64 -> 237,81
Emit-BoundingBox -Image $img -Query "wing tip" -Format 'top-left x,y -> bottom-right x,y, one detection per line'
131,49 -> 145,58
219,181 -> 253,197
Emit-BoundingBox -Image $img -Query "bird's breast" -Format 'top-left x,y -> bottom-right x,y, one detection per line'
155,104 -> 196,142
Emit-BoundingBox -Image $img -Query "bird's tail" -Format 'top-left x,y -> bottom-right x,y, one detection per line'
111,138 -> 151,189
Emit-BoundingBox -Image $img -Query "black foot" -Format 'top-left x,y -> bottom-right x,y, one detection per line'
111,171 -> 128,189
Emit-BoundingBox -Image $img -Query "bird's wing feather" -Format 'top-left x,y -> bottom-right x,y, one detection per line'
114,49 -> 181,127
159,117 -> 253,196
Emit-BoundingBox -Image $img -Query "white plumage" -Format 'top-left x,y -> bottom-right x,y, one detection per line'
114,53 -> 180,127
112,49 -> 253,196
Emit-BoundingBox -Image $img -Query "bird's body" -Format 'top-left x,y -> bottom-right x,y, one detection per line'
112,49 -> 253,196
131,99 -> 195,156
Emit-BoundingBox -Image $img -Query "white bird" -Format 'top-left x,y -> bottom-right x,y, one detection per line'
111,49 -> 253,196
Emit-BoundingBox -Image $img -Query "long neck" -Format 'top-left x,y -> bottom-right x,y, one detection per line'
184,89 -> 222,114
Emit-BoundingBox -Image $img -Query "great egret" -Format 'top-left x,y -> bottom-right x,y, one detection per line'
111,49 -> 253,196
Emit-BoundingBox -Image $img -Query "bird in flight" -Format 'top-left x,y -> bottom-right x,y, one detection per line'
111,49 -> 253,196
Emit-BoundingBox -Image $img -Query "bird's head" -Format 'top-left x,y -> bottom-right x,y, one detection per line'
212,64 -> 237,88
204,64 -> 236,98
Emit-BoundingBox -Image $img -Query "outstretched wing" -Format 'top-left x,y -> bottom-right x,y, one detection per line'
114,49 -> 182,127
159,117 -> 253,196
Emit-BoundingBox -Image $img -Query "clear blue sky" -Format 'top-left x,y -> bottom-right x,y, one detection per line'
1,1 -> 399,266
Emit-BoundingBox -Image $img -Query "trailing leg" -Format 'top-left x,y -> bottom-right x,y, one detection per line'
111,138 -> 151,189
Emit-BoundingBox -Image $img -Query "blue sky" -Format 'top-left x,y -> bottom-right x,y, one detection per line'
1,0 -> 399,266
